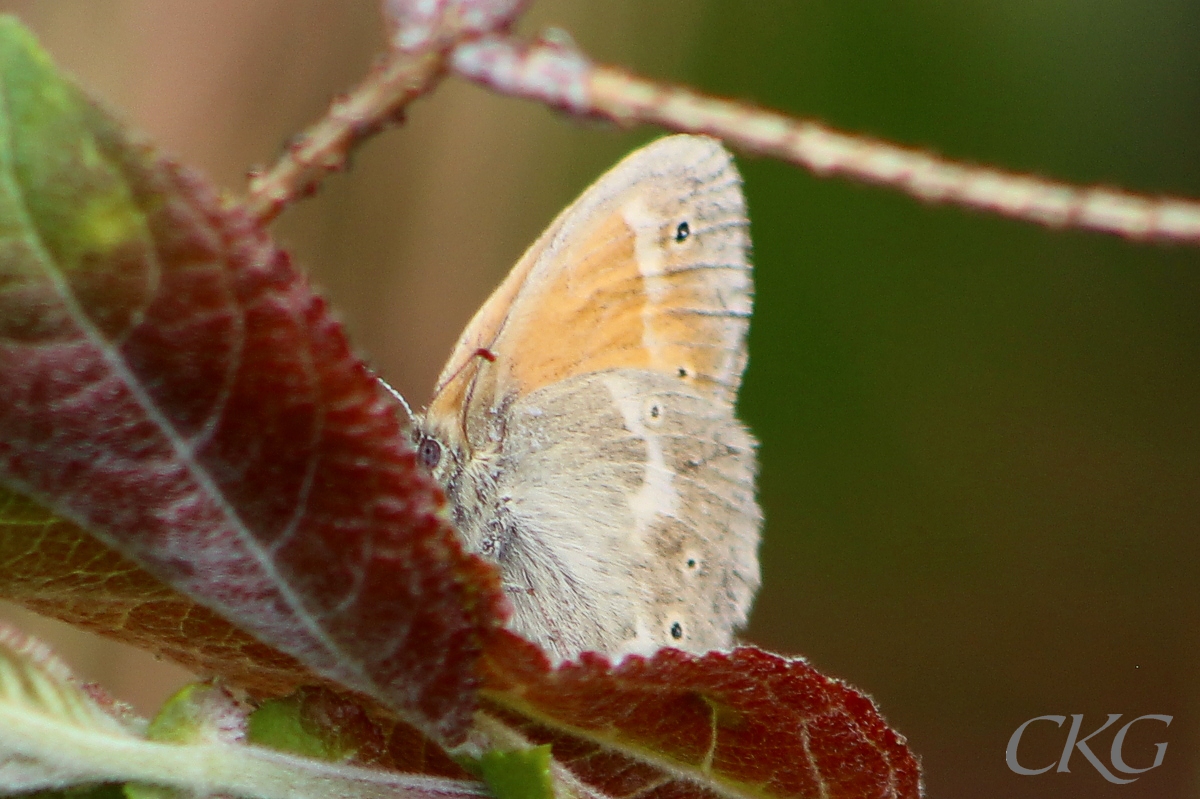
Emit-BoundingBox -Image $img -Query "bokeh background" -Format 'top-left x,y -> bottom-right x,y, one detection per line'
0,2 -> 1197,797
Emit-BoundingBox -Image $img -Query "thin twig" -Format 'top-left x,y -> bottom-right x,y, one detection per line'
246,18 -> 1200,246
245,48 -> 445,225
451,35 -> 1200,245
244,0 -> 535,222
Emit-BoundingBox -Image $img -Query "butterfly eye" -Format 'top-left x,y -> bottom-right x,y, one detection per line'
674,221 -> 690,242
418,437 -> 443,470
670,621 -> 684,640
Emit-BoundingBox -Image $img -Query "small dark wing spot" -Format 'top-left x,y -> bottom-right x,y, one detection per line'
674,221 -> 690,242
686,558 -> 697,569
670,621 -> 684,640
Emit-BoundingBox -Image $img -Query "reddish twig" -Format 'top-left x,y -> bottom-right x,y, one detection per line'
451,35 -> 1200,245
244,0 -> 532,224
244,3 -> 1200,246
245,48 -> 445,225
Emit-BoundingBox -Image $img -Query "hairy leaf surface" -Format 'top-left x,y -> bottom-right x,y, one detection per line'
0,17 -> 505,743
481,634 -> 922,799
0,489 -> 313,697
0,625 -> 488,799
0,623 -> 144,793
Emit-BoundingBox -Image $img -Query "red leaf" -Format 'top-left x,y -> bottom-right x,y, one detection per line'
482,632 -> 921,799
0,496 -> 314,698
0,24 -> 505,744
0,494 -> 479,770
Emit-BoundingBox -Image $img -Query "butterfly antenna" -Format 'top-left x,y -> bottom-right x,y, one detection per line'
376,376 -> 415,424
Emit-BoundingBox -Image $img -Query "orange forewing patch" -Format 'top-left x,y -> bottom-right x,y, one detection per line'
427,209 -> 650,426
428,203 -> 749,431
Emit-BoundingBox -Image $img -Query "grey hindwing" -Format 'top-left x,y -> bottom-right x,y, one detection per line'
487,368 -> 761,660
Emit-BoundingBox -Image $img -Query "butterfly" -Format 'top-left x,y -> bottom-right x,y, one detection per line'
412,135 -> 761,661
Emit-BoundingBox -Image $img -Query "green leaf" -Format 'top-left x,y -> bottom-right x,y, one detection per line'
0,15 -> 150,281
144,683 -> 249,745
248,692 -> 353,762
0,622 -> 144,794
120,783 -> 176,799
124,683 -> 253,799
477,747 -> 553,799
0,622 -> 488,799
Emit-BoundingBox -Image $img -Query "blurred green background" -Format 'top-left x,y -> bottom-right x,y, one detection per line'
0,2 -> 1196,797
